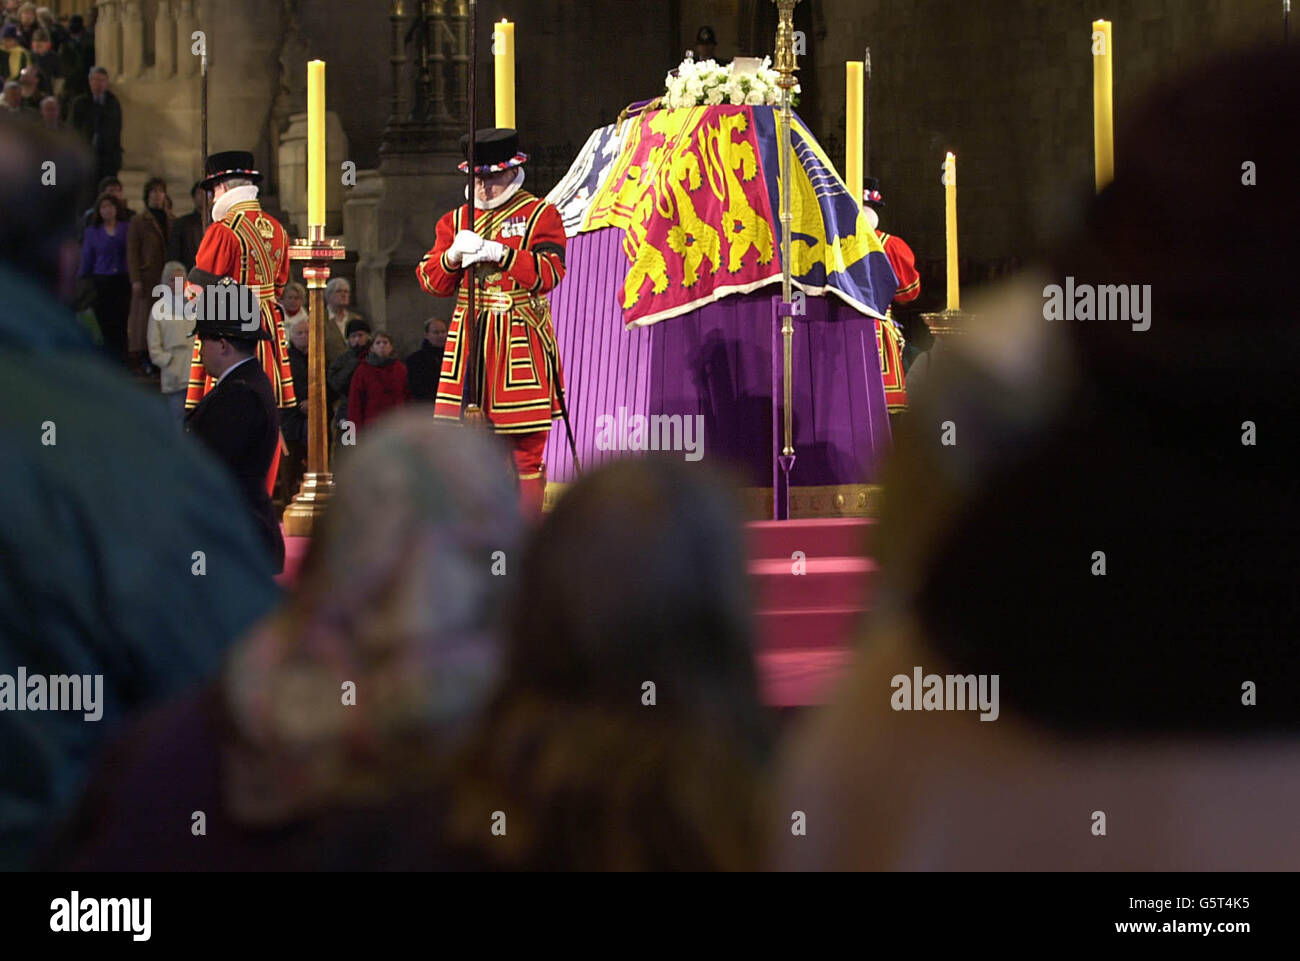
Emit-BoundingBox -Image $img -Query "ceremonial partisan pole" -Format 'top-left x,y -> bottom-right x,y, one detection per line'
461,0 -> 483,423
200,41 -> 209,226
772,0 -> 801,520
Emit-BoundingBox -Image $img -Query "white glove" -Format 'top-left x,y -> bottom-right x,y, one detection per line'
462,239 -> 508,268
446,229 -> 485,267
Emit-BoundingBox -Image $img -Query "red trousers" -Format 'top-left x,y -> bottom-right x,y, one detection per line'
510,431 -> 547,519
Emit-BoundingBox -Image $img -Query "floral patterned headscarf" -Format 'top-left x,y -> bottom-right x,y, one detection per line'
221,412 -> 522,825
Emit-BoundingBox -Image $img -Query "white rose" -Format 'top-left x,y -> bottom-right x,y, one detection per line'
744,89 -> 765,106
704,86 -> 725,106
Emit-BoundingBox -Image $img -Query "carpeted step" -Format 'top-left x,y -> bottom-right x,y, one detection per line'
755,605 -> 866,651
747,517 -> 875,560
749,555 -> 877,611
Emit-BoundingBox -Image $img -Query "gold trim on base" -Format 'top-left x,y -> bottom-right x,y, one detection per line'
920,308 -> 973,336
282,472 -> 337,536
542,482 -> 883,520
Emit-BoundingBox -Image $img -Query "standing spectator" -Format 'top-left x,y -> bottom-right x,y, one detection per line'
327,316 -> 370,429
0,78 -> 24,113
146,260 -> 193,429
348,330 -> 409,431
78,190 -> 131,363
167,180 -> 207,270
69,65 -> 121,186
27,27 -> 56,93
1,24 -> 29,82
80,175 -> 131,236
36,92 -> 56,128
280,280 -> 308,331
127,176 -> 172,375
57,13 -> 90,111
34,8 -> 67,51
12,2 -> 34,48
406,316 -> 447,403
16,62 -> 37,108
323,276 -> 359,366
0,111 -> 280,871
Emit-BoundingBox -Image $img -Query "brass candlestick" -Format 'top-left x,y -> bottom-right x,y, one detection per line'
282,223 -> 346,536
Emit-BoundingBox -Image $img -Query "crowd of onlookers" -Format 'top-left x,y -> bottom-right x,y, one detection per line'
1,43 -> 1297,873
2,5 -> 100,149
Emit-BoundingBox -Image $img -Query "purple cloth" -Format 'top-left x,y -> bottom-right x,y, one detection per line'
544,227 -> 892,488
78,223 -> 128,277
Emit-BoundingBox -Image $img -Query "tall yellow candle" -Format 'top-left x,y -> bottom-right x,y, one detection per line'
307,60 -> 325,228
845,61 -> 863,212
944,152 -> 959,311
494,20 -> 515,128
1092,19 -> 1114,192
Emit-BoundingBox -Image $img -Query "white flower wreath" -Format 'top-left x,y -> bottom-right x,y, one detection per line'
662,55 -> 800,109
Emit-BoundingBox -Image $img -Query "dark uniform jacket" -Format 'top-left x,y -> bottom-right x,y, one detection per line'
185,357 -> 284,572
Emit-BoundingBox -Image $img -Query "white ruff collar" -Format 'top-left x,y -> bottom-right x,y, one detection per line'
464,168 -> 525,210
212,183 -> 261,223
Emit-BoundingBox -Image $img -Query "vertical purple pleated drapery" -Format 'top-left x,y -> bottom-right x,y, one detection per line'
543,227 -> 893,488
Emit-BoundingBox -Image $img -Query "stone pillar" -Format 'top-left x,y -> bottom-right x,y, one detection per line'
175,0 -> 199,78
154,0 -> 176,79
343,170 -> 385,328
95,0 -> 121,78
120,0 -> 145,79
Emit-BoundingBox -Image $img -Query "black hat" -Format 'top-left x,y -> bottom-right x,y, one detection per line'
863,177 -> 885,210
185,267 -> 269,340
696,26 -> 718,46
345,317 -> 372,337
200,150 -> 262,191
458,128 -> 528,174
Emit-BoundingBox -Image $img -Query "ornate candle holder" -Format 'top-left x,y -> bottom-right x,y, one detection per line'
282,224 -> 346,537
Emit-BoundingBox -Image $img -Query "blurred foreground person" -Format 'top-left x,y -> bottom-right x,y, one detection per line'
773,47 -> 1300,871
0,113 -> 280,870
50,415 -> 521,870
438,457 -> 773,870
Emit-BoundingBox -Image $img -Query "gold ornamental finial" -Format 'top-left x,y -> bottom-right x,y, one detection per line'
772,0 -> 801,88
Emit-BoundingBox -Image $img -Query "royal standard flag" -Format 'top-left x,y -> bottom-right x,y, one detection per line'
576,104 -> 897,327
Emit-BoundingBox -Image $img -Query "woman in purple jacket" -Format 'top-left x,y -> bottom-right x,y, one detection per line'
78,191 -> 131,363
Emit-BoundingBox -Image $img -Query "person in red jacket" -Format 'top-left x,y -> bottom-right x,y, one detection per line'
863,178 -> 919,412
415,128 -> 567,518
348,330 -> 409,431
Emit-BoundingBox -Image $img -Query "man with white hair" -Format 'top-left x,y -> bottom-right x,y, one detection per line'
323,275 -> 361,366
37,93 -> 57,128
0,80 -> 23,114
181,150 -> 296,494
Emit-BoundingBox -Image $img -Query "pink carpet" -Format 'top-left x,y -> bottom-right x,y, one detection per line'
277,517 -> 874,707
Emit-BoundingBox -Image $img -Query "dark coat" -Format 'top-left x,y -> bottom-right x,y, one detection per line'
405,340 -> 444,402
185,358 -> 284,572
126,208 -> 173,352
0,263 -> 280,870
281,343 -> 309,445
68,89 -> 122,178
349,355 -> 410,429
327,344 -> 366,421
167,209 -> 205,271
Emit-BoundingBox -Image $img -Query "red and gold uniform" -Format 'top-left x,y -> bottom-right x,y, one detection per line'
416,189 -> 567,509
183,191 -> 296,412
874,229 -> 920,413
